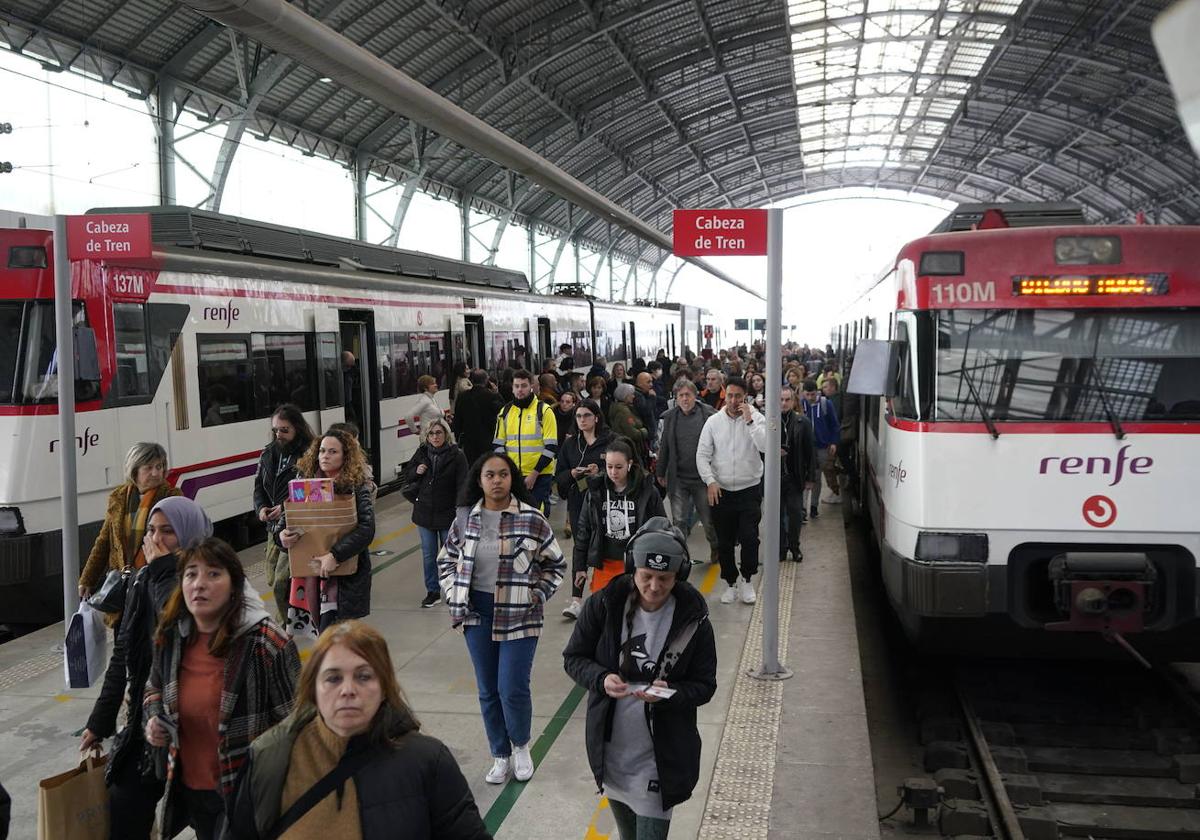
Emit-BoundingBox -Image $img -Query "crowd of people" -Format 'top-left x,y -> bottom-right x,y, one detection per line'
62,338 -> 854,840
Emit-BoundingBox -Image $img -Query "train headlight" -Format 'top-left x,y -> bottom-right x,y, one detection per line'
0,507 -> 24,536
1054,236 -> 1121,265
915,532 -> 988,563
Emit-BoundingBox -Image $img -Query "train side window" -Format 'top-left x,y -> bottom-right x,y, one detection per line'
390,332 -> 413,396
253,333 -> 317,415
198,335 -> 254,426
376,331 -> 395,400
317,332 -> 342,409
113,303 -> 151,399
8,246 -> 47,269
893,321 -> 918,420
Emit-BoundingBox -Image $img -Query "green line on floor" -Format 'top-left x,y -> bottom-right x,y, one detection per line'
484,683 -> 587,835
370,542 -> 423,575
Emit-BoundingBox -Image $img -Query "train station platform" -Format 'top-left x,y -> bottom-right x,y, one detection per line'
0,491 -> 878,840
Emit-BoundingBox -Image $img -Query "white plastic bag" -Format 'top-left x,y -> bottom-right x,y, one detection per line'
64,602 -> 107,689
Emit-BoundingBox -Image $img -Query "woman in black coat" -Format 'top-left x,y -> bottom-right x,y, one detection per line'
562,519 -> 717,837
279,430 -> 376,634
78,497 -> 213,840
401,418 -> 469,609
224,621 -> 490,840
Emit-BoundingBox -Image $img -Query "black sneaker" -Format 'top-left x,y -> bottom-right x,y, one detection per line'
420,591 -> 440,608
793,549 -> 803,562
809,507 -> 819,519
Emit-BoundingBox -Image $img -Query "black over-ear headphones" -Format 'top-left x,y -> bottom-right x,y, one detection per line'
623,516 -> 692,582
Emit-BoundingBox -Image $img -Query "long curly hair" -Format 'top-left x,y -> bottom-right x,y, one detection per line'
296,429 -> 369,494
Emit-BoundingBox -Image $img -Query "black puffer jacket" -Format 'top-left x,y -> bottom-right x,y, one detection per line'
223,717 -> 491,840
401,443 -> 468,531
85,552 -> 179,783
280,483 -> 376,619
572,466 -> 665,578
562,574 -> 717,811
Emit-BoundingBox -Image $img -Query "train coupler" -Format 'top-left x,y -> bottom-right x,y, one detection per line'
1045,551 -> 1155,634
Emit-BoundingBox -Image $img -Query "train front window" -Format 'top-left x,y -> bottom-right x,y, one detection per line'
935,309 -> 1200,422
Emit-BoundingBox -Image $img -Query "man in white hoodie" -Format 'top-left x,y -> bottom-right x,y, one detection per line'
695,376 -> 768,604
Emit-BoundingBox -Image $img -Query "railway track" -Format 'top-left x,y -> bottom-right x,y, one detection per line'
917,661 -> 1200,838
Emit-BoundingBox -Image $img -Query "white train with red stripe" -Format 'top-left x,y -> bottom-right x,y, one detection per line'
835,205 -> 1200,656
0,207 -> 709,625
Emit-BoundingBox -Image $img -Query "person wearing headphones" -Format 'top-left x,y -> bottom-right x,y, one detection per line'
562,517 -> 718,840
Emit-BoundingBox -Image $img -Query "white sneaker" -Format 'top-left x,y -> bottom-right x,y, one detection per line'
485,756 -> 510,784
512,744 -> 534,781
740,579 -> 757,604
720,584 -> 738,604
826,493 -> 843,505
562,599 -> 582,620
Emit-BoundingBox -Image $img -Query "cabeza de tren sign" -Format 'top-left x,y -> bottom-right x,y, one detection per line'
66,214 -> 153,260
672,209 -> 768,256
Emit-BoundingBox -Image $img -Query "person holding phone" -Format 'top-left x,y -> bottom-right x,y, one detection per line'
554,399 -> 613,618
695,376 -> 768,606
563,517 -> 717,840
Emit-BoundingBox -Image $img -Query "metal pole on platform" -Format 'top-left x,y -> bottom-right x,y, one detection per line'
752,208 -> 792,680
53,215 -> 79,625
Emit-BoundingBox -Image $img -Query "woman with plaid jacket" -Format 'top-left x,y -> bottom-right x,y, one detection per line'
437,451 -> 565,788
144,538 -> 299,839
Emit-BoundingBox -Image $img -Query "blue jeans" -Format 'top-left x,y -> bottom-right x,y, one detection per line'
418,526 -> 448,594
609,798 -> 671,840
463,590 -> 539,757
529,473 -> 554,513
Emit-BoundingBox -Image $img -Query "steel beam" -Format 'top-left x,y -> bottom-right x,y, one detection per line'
155,79 -> 178,205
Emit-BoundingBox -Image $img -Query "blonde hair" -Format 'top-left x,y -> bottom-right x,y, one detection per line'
421,417 -> 456,446
124,442 -> 168,484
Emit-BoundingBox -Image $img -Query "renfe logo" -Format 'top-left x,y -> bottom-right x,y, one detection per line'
1039,445 -> 1152,487
203,300 -> 240,327
49,427 -> 100,456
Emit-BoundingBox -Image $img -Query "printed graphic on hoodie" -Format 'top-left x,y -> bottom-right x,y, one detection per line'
605,496 -> 635,540
621,633 -> 657,677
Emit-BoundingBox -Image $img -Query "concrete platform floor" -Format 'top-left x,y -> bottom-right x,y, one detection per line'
0,490 -> 876,839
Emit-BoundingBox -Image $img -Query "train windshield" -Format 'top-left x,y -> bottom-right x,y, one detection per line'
0,301 -> 89,404
935,309 -> 1200,422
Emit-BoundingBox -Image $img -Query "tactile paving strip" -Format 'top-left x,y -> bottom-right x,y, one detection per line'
0,651 -> 63,692
697,560 -> 797,839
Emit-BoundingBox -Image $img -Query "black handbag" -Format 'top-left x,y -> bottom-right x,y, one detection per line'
88,567 -> 132,614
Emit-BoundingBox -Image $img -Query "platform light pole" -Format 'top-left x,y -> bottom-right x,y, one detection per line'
671,208 -> 792,680
754,208 -> 792,680
53,214 -> 79,626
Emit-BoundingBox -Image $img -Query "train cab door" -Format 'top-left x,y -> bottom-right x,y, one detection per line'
463,314 -> 485,371
338,310 -> 379,479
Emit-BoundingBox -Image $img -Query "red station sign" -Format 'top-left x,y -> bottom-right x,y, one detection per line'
672,208 -> 768,257
66,214 -> 153,261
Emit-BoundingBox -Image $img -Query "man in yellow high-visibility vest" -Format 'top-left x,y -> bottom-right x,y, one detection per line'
493,369 -> 559,512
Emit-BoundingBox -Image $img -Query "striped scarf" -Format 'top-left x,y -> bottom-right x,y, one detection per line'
125,488 -> 157,569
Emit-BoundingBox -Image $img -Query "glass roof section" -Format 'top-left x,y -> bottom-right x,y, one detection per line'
788,0 -> 1022,173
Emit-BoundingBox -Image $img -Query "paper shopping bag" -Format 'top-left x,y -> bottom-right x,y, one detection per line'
37,754 -> 109,840
64,602 -> 107,689
284,495 -> 358,577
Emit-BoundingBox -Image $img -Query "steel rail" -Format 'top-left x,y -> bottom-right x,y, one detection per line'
175,0 -> 764,300
955,681 -> 1027,840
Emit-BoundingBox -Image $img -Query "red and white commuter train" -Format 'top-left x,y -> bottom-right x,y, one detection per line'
0,207 -> 710,624
836,205 -> 1200,656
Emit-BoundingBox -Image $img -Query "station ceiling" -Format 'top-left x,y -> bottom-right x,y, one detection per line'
2,0 -> 1197,267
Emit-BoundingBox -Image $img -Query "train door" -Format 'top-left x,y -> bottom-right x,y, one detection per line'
669,323 -> 677,359
536,317 -> 551,372
463,314 -> 485,371
620,324 -> 628,362
628,321 -> 638,362
338,310 -> 380,480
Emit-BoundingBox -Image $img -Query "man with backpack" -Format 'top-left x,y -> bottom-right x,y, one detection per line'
493,369 -> 559,512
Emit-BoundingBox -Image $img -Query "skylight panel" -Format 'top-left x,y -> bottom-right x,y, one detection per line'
788,0 -> 1020,174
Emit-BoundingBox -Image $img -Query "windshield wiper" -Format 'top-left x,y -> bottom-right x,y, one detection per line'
1084,361 -> 1125,440
959,363 -> 1000,439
